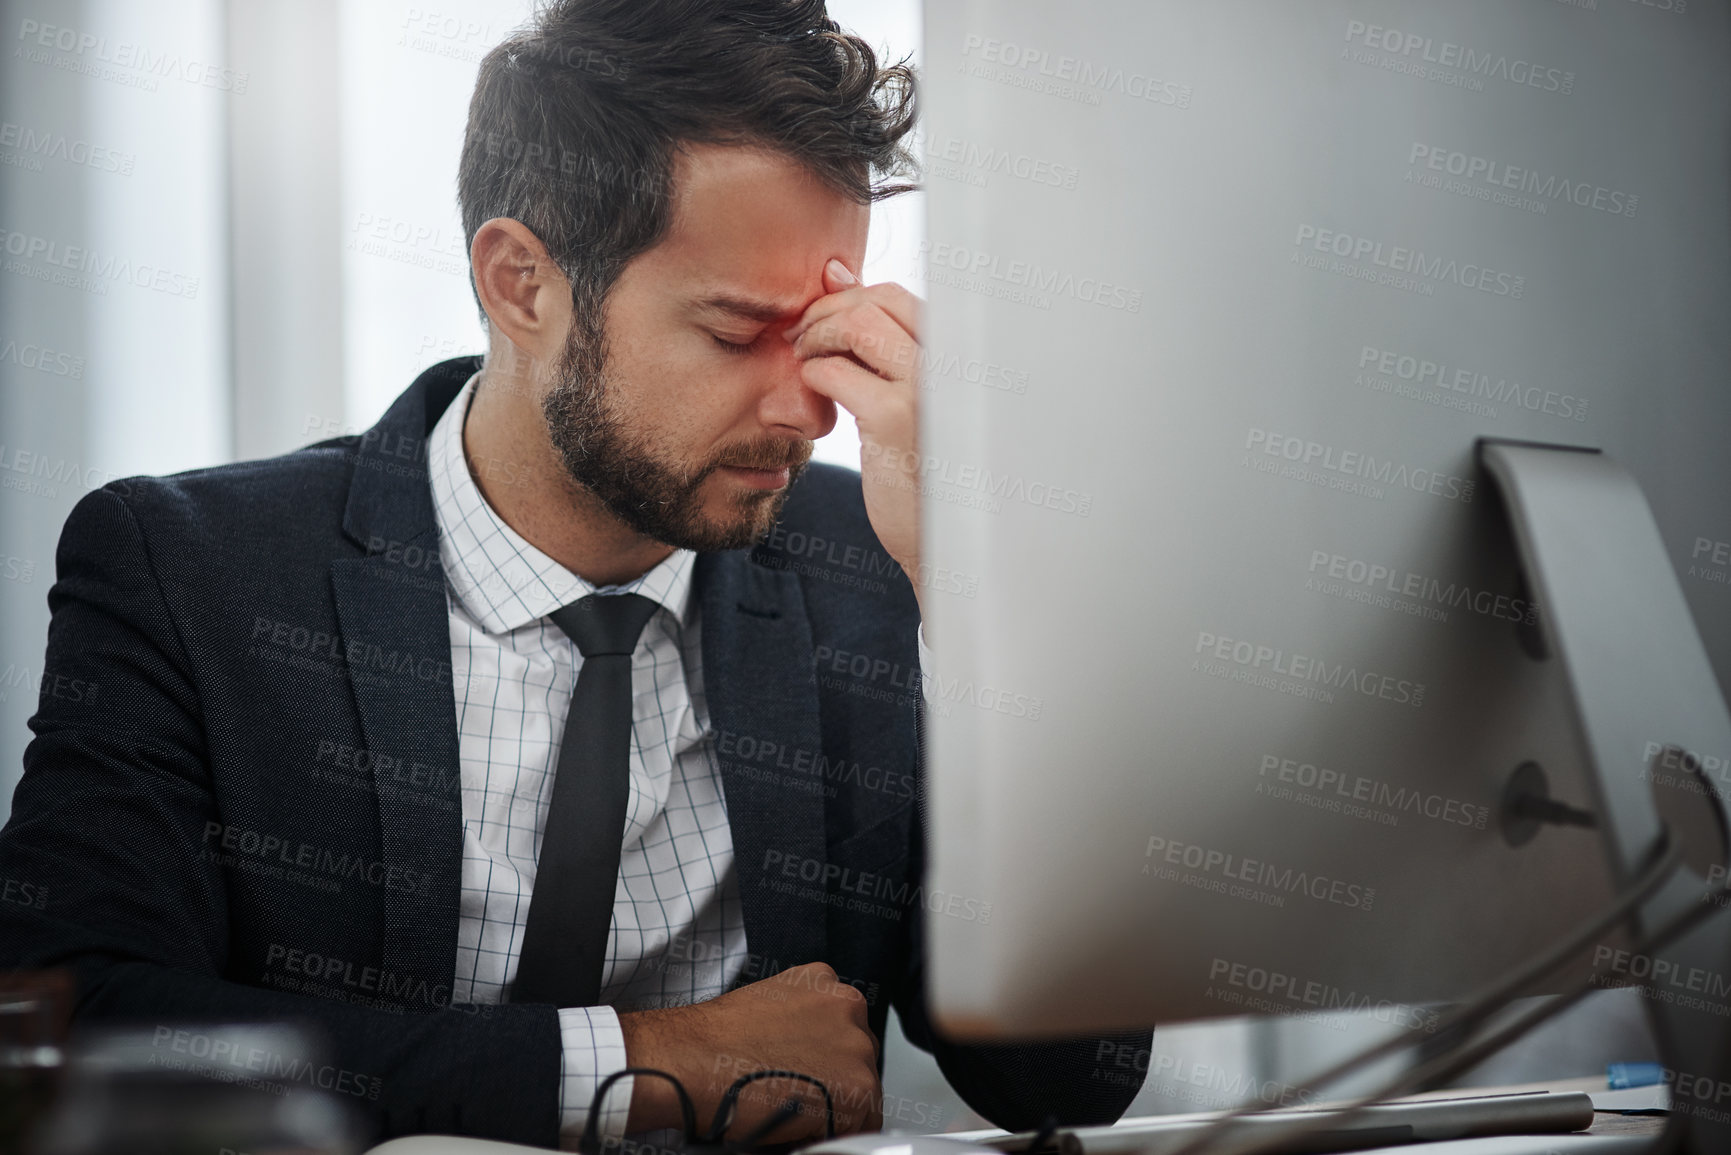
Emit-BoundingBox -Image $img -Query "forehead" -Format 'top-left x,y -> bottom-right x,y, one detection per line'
630,142 -> 870,315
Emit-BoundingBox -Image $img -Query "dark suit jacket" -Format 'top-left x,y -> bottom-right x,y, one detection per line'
0,357 -> 1149,1147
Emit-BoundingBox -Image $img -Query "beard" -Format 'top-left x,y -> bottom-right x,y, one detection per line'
540,309 -> 813,553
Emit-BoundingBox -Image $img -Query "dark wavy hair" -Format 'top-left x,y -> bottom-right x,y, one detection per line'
457,0 -> 919,327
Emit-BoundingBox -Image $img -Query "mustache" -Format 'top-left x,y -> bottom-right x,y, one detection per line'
709,437 -> 814,473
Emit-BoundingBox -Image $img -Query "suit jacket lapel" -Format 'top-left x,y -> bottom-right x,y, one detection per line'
330,358 -> 475,988
330,557 -> 465,988
698,550 -> 830,972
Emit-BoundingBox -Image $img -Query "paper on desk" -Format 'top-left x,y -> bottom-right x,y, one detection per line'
1588,1084 -> 1668,1113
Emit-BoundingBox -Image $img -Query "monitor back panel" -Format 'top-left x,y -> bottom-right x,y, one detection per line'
921,0 -> 1731,1037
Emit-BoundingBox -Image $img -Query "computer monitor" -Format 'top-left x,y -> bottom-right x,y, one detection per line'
917,0 -> 1731,1102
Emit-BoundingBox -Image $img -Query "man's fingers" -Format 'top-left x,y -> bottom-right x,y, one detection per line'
629,963 -> 896,1144
839,981 -> 871,1032
788,281 -> 922,346
858,1065 -> 885,1133
860,281 -> 921,337
783,960 -> 836,985
824,257 -> 860,293
794,305 -> 919,382
831,1062 -> 882,1135
841,993 -> 878,1071
799,354 -> 912,431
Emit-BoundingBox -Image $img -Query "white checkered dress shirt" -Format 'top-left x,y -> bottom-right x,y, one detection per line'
429,372 -> 748,1147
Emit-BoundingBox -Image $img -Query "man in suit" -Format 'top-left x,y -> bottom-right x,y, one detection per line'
0,0 -> 1150,1148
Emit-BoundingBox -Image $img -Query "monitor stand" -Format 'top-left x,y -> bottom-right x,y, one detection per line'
1480,438 -> 1731,1154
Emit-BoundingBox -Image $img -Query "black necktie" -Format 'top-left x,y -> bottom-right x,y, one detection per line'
511,591 -> 661,1007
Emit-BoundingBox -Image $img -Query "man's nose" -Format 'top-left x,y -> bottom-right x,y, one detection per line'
759,337 -> 837,442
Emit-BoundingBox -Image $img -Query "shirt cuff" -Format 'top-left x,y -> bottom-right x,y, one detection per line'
557,1005 -> 633,1150
916,622 -> 933,700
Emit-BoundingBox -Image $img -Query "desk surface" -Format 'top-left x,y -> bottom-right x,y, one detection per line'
365,1078 -> 1668,1154
940,1077 -> 1667,1147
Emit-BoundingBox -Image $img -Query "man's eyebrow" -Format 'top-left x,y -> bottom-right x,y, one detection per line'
693,294 -> 804,324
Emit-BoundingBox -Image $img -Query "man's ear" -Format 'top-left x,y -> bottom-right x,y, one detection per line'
470,218 -> 573,366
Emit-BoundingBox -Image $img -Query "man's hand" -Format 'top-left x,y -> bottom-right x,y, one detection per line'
618,962 -> 883,1141
788,260 -> 926,618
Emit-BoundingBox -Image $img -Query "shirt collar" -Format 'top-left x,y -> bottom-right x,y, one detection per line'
428,370 -> 697,636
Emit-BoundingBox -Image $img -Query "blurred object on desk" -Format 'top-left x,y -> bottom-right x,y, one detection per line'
30,1022 -> 362,1155
0,971 -> 72,1155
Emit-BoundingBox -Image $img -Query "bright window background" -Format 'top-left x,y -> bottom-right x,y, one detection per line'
0,0 -> 232,809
